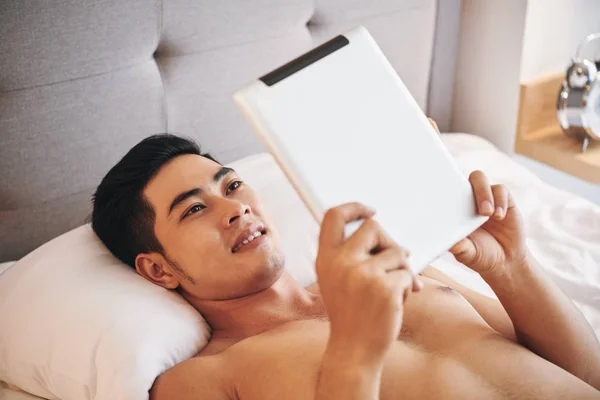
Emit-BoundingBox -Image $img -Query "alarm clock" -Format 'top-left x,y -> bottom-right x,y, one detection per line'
557,32 -> 600,152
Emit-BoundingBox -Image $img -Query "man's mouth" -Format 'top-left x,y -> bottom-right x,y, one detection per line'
232,225 -> 267,253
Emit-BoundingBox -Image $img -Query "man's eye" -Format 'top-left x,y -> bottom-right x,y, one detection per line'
226,180 -> 243,195
183,204 -> 205,218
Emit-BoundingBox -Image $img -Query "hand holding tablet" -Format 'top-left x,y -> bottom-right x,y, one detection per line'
234,26 -> 487,273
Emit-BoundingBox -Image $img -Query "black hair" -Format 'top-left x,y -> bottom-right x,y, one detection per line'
91,134 -> 217,268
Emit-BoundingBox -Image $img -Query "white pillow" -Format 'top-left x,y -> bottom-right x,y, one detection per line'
1,373 -> 61,400
0,225 -> 209,400
0,153 -> 319,400
0,261 -> 16,276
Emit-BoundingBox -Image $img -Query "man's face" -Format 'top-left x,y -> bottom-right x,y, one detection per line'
143,154 -> 285,300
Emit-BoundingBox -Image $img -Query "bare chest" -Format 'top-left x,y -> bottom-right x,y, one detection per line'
230,285 -> 498,400
222,283 -> 592,400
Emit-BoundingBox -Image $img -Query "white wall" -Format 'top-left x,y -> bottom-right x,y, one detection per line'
427,0 -> 462,132
518,0 -> 600,201
451,0 -> 527,153
451,0 -> 600,153
521,0 -> 600,81
451,0 -> 600,198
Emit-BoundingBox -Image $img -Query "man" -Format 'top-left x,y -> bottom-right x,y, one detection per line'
92,126 -> 600,400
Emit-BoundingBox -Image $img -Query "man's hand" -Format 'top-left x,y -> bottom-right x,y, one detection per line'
447,175 -> 600,389
316,203 -> 422,365
426,117 -> 526,276
449,171 -> 528,277
428,118 -> 440,134
315,203 -> 422,399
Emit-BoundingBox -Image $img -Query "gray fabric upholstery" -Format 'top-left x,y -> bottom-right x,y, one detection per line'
158,0 -> 313,56
0,0 -> 161,92
0,0 -> 457,261
308,2 -> 436,109
158,32 -> 313,162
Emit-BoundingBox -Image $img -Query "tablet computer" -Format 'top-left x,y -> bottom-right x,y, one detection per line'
233,26 -> 487,273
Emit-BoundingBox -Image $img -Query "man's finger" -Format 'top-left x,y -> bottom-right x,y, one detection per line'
491,184 -> 508,219
428,118 -> 440,134
507,190 -> 517,210
373,250 -> 422,293
386,269 -> 418,302
413,276 -> 424,292
449,237 -> 477,265
319,203 -> 375,249
469,170 -> 494,216
345,217 -> 396,255
365,246 -> 411,272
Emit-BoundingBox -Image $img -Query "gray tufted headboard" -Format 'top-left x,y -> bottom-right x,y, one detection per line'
0,0 -> 461,262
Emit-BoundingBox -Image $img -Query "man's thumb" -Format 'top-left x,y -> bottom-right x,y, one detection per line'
449,238 -> 476,265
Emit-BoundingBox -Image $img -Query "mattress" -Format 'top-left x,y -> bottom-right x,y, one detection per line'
1,133 -> 599,400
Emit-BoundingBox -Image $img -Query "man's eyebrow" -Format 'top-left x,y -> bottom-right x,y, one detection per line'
166,168 -> 235,216
214,167 -> 235,183
168,188 -> 202,216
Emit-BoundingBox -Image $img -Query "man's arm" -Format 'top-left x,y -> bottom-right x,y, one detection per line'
427,255 -> 600,390
315,203 -> 421,400
423,263 -> 600,389
482,252 -> 600,390
447,169 -> 600,389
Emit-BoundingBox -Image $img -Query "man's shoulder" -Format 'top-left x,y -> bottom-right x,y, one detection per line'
151,320 -> 329,400
150,333 -> 277,400
150,353 -> 233,400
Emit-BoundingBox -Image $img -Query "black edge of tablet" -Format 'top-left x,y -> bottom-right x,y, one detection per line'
259,35 -> 350,87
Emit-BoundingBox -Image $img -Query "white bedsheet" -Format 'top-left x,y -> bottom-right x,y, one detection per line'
2,133 -> 599,400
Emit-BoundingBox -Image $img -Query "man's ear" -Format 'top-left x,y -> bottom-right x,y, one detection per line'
135,253 -> 180,290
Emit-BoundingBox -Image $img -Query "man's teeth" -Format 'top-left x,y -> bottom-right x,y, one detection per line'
234,231 -> 263,252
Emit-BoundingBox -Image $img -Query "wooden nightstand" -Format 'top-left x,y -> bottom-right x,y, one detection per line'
515,73 -> 600,184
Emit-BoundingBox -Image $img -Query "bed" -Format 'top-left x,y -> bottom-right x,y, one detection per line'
1,1 -> 599,399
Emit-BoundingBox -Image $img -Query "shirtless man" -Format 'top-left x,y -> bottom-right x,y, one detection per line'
92,127 -> 600,399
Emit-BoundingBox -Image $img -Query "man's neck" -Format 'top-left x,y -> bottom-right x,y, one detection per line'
184,272 -> 324,340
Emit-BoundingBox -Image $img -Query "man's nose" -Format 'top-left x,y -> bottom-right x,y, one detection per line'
220,198 -> 251,227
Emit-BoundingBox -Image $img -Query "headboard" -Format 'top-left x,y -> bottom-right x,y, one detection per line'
0,0 -> 461,262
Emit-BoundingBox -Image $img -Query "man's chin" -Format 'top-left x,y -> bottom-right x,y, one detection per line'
249,251 -> 286,290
